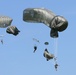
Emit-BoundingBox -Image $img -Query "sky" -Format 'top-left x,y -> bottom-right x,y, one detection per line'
0,0 -> 76,75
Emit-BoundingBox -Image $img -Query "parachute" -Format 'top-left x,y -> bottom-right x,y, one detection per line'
0,16 -> 13,44
6,26 -> 20,36
23,8 -> 68,66
0,16 -> 12,28
23,8 -> 68,38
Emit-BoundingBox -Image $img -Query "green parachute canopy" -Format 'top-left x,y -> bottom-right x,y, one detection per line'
6,26 -> 20,36
23,8 -> 68,38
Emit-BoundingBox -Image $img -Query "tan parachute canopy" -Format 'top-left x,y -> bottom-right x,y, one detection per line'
0,16 -> 12,28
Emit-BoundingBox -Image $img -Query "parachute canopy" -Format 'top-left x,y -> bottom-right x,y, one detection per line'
6,26 -> 20,36
23,8 -> 68,38
0,16 -> 12,28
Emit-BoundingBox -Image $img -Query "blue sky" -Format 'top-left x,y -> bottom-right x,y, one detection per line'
0,0 -> 76,75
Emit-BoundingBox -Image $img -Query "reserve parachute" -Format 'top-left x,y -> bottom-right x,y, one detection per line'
43,49 -> 54,61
